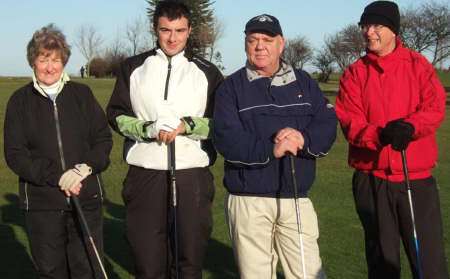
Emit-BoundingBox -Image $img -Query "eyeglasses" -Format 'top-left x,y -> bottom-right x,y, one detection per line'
359,24 -> 385,33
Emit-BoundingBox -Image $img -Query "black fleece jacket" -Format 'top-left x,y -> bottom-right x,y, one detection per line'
4,81 -> 112,210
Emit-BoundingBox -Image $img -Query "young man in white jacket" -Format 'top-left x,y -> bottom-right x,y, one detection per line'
106,1 -> 223,278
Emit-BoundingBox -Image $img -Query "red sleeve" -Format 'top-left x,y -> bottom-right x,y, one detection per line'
335,67 -> 382,151
404,59 -> 446,139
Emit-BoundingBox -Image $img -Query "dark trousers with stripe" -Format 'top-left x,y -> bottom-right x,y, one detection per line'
352,171 -> 449,279
123,166 -> 214,279
25,207 -> 103,279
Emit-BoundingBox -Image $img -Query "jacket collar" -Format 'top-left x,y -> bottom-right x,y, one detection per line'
246,60 -> 296,86
364,38 -> 407,72
156,48 -> 187,66
32,72 -> 70,98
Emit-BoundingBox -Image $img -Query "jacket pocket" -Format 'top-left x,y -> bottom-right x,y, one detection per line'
121,166 -> 156,204
79,175 -> 102,208
96,174 -> 104,201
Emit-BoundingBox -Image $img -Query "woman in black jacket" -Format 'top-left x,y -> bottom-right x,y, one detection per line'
4,24 -> 112,279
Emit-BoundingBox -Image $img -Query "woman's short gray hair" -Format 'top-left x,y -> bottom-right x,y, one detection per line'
26,23 -> 71,67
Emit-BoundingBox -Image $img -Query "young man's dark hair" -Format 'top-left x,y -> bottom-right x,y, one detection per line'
153,0 -> 191,30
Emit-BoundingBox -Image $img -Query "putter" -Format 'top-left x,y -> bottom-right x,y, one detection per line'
289,155 -> 307,278
401,150 -> 423,279
169,141 -> 180,279
71,196 -> 108,279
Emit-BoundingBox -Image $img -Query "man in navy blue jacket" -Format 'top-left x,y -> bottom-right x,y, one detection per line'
214,14 -> 337,279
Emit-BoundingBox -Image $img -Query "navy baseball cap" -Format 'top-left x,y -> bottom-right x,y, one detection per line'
244,14 -> 283,37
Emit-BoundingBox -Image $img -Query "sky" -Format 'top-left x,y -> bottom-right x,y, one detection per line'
0,0 -> 432,77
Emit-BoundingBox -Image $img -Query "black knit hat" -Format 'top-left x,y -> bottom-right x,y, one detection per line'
245,14 -> 283,37
359,1 -> 400,35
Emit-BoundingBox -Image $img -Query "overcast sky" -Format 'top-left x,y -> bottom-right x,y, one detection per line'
0,0 -> 435,77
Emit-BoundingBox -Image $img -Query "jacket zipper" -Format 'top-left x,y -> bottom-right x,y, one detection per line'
24,182 -> 29,211
53,101 -> 67,170
96,174 -> 104,201
52,100 -> 70,204
164,57 -> 172,100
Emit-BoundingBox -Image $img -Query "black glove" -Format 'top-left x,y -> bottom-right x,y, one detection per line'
379,119 -> 414,151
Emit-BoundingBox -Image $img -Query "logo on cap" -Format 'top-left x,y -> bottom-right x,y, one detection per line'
255,15 -> 273,23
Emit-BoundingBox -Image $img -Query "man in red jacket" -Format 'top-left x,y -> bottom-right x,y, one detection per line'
336,1 -> 449,278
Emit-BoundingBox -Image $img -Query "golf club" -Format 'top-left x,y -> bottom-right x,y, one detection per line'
169,141 -> 180,279
289,155 -> 307,278
71,196 -> 108,279
401,149 -> 423,279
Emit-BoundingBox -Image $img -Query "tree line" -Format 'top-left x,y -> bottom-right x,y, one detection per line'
76,1 -> 450,81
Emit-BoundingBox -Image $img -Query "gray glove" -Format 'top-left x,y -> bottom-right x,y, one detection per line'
58,163 -> 92,191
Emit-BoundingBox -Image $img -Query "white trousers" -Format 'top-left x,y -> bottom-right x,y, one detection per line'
226,194 -> 326,279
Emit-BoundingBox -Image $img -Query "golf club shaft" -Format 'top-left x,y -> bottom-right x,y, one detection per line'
289,155 -> 307,278
169,142 -> 179,279
401,150 -> 423,279
71,196 -> 109,279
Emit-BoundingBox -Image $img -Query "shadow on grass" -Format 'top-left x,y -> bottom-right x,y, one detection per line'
103,198 -> 133,277
0,193 -> 36,278
204,238 -> 238,278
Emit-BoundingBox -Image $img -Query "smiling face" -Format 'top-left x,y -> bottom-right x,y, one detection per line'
361,24 -> 396,56
33,49 -> 64,86
156,16 -> 191,57
245,32 -> 285,76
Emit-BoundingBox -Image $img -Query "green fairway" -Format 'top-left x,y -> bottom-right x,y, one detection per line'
0,76 -> 449,278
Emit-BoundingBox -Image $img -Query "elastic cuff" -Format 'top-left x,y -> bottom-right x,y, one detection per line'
182,117 -> 195,135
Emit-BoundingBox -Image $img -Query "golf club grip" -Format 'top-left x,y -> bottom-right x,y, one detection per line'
170,141 -> 176,171
401,150 -> 411,189
71,196 -> 93,236
289,155 -> 299,198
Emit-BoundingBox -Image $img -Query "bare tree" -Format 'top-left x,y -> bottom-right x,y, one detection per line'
312,47 -> 335,83
422,2 -> 450,66
125,16 -> 154,56
75,24 -> 104,77
325,24 -> 365,71
104,31 -> 127,76
401,2 -> 450,67
400,6 -> 434,53
283,36 -> 313,70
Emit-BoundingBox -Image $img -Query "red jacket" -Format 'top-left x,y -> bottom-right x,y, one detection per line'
336,39 -> 446,182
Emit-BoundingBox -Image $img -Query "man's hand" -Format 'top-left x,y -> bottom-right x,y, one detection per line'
274,127 -> 305,150
157,121 -> 186,144
147,117 -> 181,139
64,183 -> 83,197
379,119 -> 415,151
59,164 -> 92,193
273,138 -> 299,158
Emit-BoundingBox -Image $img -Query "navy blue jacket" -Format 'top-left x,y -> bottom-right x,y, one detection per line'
213,63 -> 337,198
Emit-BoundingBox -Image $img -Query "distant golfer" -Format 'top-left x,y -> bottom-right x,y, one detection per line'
213,14 -> 337,278
80,65 -> 85,78
335,1 -> 449,278
106,1 -> 223,278
4,24 -> 112,278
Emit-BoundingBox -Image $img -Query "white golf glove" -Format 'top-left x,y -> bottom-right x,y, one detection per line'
58,163 -> 92,191
146,117 -> 181,138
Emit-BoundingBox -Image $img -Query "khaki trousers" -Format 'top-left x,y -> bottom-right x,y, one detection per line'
226,194 -> 326,279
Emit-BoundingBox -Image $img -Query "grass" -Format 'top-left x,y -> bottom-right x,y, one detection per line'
0,75 -> 449,278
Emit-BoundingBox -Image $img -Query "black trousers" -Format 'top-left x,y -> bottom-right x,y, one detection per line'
352,171 -> 449,279
25,205 -> 103,279
122,166 -> 215,279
